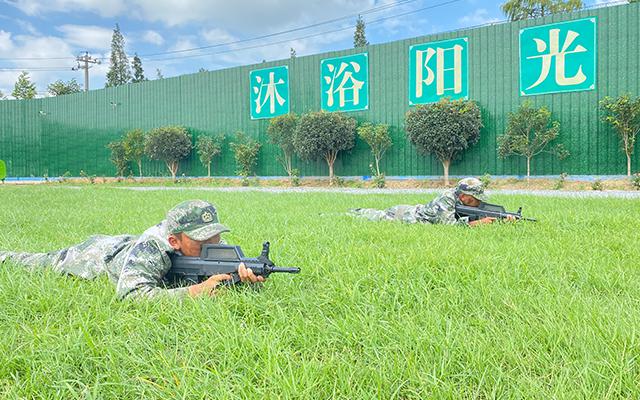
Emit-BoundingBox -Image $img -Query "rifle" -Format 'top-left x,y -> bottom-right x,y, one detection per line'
166,242 -> 300,285
455,202 -> 537,222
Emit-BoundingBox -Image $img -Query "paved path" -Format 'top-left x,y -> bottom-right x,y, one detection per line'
113,186 -> 640,198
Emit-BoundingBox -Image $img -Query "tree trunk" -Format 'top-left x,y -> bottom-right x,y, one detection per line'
325,152 -> 337,185
138,160 -> 143,178
527,157 -> 531,182
627,153 -> 632,177
207,162 -> 211,178
167,161 -> 178,181
328,161 -> 335,185
375,157 -> 381,176
442,159 -> 450,186
285,153 -> 292,177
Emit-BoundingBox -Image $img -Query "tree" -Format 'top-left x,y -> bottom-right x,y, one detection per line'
156,68 -> 164,80
600,94 -> 640,176
501,0 -> 583,21
47,79 -> 81,96
198,67 -> 207,73
107,141 -> 130,177
267,113 -> 298,178
0,159 -> 6,183
497,101 -> 569,179
131,53 -> 146,83
290,48 -> 296,59
106,24 -> 132,87
122,129 -> 146,177
144,126 -> 192,181
0,90 -> 5,99
230,132 -> 261,178
12,71 -> 36,99
357,123 -> 392,177
353,15 -> 369,48
294,111 -> 356,184
196,134 -> 223,177
405,98 -> 483,185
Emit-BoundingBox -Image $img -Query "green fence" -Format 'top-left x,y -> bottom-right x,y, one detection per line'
0,3 -> 638,178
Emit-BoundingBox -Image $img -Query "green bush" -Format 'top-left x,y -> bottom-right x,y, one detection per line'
405,98 -> 482,185
267,114 -> 298,177
290,168 -> 301,187
599,94 -> 640,177
196,134 -> 223,177
0,159 -> 6,183
144,126 -> 192,181
554,173 -> 568,190
122,129 -> 146,178
632,173 -> 640,190
497,101 -> 569,180
479,173 -> 492,189
591,179 -> 603,191
294,111 -> 356,185
230,132 -> 261,178
79,170 -> 96,184
357,123 -> 392,177
107,141 -> 130,177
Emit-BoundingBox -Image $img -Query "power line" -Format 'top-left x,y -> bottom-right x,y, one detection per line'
142,0 -> 464,63
0,0 -> 428,63
0,56 -> 75,61
72,52 -> 101,91
0,68 -> 72,71
135,0 -> 424,58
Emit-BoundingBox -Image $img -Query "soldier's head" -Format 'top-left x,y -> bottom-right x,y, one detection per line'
456,177 -> 488,207
165,200 -> 230,257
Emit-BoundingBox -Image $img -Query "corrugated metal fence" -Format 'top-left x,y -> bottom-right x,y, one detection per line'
0,3 -> 638,178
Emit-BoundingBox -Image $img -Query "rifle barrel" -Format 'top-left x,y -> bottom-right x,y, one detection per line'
268,266 -> 301,274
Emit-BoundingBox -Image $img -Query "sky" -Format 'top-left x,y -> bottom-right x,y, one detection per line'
0,0 -> 623,97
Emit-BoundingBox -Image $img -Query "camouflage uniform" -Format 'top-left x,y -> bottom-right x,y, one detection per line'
349,177 -> 488,225
0,200 -> 230,300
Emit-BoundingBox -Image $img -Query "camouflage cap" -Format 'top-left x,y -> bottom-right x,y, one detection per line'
166,200 -> 230,241
456,177 -> 488,202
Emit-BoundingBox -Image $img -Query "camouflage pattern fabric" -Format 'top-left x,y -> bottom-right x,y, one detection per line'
0,223 -> 188,300
349,188 -> 467,225
166,199 -> 230,240
348,177 -> 488,226
0,200 -> 231,300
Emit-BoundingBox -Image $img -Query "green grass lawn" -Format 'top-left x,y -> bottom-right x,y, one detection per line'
0,186 -> 639,399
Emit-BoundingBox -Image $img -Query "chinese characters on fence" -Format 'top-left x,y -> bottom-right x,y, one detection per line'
249,17 -> 597,118
520,17 -> 596,96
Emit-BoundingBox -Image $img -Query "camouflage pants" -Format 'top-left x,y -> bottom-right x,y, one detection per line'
0,234 -> 135,280
348,205 -> 421,224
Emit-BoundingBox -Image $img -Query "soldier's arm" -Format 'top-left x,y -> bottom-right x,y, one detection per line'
431,195 -> 469,226
116,240 -> 189,300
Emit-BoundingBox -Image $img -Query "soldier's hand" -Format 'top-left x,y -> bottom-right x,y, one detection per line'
238,262 -> 265,284
469,217 -> 496,227
188,274 -> 232,297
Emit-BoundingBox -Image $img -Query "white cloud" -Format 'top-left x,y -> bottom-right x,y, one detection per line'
5,0 -> 375,33
6,0 -> 126,17
56,24 -> 115,51
167,37 -> 198,53
16,19 -> 39,35
0,30 -> 13,52
0,32 -> 81,97
458,9 -> 500,27
201,28 -> 236,45
141,30 -> 164,46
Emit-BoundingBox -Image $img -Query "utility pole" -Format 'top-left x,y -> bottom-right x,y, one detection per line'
72,52 -> 100,91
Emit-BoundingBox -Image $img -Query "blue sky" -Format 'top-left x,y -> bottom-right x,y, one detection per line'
0,0 -> 618,96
